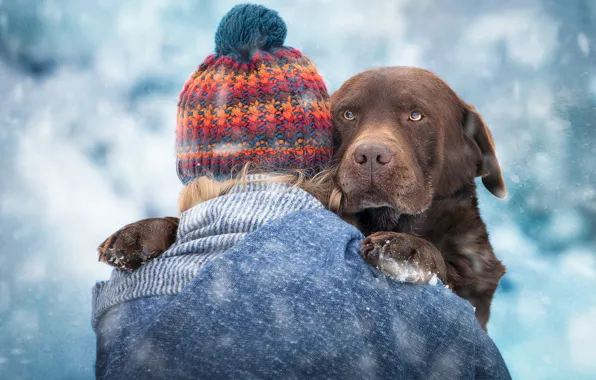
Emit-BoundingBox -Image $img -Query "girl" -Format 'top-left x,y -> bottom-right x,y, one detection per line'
93,5 -> 510,379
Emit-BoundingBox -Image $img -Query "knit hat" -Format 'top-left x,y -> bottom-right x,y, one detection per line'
176,4 -> 333,184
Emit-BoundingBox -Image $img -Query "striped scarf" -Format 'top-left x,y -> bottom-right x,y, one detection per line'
92,178 -> 324,327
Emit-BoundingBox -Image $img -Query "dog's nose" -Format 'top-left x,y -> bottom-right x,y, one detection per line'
353,143 -> 393,166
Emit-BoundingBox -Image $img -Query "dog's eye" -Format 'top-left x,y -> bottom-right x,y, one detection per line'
409,111 -> 423,121
343,110 -> 355,120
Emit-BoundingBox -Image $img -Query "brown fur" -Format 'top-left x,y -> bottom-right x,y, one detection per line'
98,217 -> 179,271
98,66 -> 506,330
332,67 -> 506,330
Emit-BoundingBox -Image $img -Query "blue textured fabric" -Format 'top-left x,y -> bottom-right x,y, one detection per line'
92,179 -> 324,328
214,4 -> 287,58
94,197 -> 510,379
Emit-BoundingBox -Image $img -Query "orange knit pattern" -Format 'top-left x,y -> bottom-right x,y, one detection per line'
176,47 -> 333,182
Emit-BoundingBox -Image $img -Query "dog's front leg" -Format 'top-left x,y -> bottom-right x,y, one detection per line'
360,232 -> 448,285
98,217 -> 179,271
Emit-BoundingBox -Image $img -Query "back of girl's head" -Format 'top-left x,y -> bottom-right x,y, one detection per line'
178,165 -> 343,215
176,4 -> 333,185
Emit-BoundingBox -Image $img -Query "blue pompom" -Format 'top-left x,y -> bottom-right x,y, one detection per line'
214,4 -> 287,60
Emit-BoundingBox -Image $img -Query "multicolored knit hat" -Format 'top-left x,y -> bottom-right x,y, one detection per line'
176,4 -> 333,184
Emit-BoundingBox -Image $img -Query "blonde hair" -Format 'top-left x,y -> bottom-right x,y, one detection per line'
178,164 -> 343,214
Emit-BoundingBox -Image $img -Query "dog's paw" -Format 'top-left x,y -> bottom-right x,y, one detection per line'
97,217 -> 179,272
361,232 -> 446,285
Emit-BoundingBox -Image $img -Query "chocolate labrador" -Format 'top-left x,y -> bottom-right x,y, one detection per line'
98,67 -> 507,330
334,67 -> 507,330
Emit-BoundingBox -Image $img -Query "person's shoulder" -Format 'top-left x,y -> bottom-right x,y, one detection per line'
235,208 -> 363,267
267,208 -> 364,242
404,278 -> 477,321
351,262 -> 479,339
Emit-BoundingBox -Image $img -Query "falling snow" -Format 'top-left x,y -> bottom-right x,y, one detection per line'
0,0 -> 594,379
577,33 -> 590,55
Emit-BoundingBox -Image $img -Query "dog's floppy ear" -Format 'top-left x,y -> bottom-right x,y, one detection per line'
329,90 -> 344,153
462,104 -> 507,199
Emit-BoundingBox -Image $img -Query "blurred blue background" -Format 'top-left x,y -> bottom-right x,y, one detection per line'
0,0 -> 594,379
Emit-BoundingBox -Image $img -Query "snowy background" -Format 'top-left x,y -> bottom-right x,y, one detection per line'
0,0 -> 594,379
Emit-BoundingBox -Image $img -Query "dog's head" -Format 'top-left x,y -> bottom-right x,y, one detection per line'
331,67 -> 506,215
